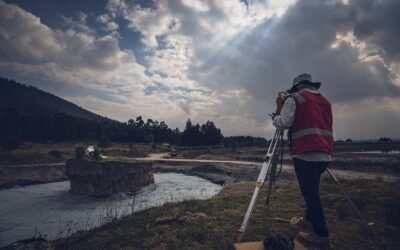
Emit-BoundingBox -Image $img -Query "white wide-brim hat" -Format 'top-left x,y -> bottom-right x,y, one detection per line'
287,73 -> 321,93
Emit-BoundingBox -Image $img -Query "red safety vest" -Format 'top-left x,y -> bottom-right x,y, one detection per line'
288,91 -> 333,155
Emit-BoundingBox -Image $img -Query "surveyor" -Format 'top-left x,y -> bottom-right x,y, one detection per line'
273,73 -> 333,245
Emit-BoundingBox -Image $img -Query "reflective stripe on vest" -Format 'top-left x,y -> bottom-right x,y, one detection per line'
291,127 -> 333,140
288,91 -> 334,155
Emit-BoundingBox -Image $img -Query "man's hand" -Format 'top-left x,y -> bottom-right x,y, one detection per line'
275,94 -> 286,114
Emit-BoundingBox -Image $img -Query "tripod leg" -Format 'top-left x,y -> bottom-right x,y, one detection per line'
235,129 -> 281,242
266,131 -> 283,205
265,153 -> 278,205
326,168 -> 369,226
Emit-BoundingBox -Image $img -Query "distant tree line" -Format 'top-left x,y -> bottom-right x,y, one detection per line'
0,108 -> 228,149
223,136 -> 268,148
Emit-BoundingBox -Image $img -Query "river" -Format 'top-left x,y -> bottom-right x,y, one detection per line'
0,173 -> 222,247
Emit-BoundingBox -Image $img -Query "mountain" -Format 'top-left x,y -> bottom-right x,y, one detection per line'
0,77 -> 109,122
0,77 -> 181,145
0,77 -> 222,147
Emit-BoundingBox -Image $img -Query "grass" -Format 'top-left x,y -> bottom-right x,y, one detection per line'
52,178 -> 400,250
0,142 -> 76,164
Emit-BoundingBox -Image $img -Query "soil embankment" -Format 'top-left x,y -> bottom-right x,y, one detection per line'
66,159 -> 154,197
0,163 -> 66,189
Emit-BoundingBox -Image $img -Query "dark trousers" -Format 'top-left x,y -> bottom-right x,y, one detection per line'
293,157 -> 329,237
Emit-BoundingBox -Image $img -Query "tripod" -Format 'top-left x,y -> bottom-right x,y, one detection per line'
235,128 -> 372,243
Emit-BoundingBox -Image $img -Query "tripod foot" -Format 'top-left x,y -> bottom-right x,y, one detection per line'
234,230 -> 245,243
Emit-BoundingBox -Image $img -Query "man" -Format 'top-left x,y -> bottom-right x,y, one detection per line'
273,73 -> 333,245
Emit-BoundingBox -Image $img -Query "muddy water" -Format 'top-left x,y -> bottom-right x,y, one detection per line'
0,173 -> 222,247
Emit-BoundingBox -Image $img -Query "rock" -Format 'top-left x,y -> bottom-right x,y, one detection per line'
177,212 -> 207,223
155,212 -> 208,225
66,159 -> 154,197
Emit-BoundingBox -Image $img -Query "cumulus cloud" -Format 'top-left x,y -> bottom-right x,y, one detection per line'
0,0 -> 147,107
0,0 -> 218,128
0,1 -> 141,74
97,13 -> 119,31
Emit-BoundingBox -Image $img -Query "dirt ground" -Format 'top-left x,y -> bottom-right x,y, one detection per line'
152,152 -> 400,200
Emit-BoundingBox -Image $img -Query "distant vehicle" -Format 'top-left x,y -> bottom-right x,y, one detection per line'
169,150 -> 177,157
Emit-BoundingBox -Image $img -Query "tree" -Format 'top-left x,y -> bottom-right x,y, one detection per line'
136,116 -> 144,128
201,120 -> 223,146
378,137 -> 392,143
181,119 -> 197,146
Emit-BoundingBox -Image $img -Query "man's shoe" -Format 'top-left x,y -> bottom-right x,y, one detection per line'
297,231 -> 330,245
295,218 -> 313,232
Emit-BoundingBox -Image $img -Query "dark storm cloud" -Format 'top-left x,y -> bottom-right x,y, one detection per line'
189,0 -> 400,103
352,0 -> 400,62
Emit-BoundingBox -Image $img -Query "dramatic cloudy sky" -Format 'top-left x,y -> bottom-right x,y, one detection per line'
1,0 -> 400,140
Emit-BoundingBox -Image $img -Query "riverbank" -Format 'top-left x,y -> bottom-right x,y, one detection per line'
6,177 -> 399,250
0,163 -> 66,189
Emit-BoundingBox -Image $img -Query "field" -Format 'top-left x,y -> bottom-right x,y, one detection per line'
1,141 -> 399,173
2,141 -> 400,249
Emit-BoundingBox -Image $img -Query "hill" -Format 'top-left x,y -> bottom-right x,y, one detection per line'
0,77 -> 108,122
0,77 -> 259,148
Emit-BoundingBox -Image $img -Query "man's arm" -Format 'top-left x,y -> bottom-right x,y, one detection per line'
273,97 -> 296,129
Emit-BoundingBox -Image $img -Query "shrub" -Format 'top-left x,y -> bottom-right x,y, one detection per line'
75,146 -> 85,160
48,150 -> 63,158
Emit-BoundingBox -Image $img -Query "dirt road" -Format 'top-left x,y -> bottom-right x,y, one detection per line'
140,153 -> 400,181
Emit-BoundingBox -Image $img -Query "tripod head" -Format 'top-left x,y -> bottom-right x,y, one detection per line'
269,91 -> 289,119
278,91 -> 288,100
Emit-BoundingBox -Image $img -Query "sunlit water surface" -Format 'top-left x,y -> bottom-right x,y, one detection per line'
0,173 -> 222,247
